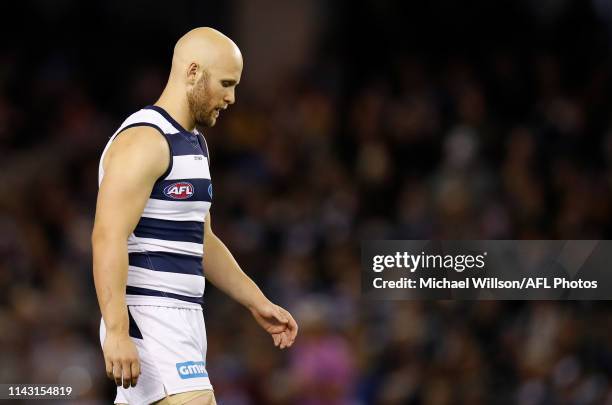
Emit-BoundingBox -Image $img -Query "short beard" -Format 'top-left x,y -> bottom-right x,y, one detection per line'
187,73 -> 215,130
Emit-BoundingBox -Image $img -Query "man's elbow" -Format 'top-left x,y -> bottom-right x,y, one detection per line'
91,225 -> 108,247
91,225 -> 126,248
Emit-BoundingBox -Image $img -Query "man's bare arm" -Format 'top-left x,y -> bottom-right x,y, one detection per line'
91,126 -> 169,387
203,213 -> 298,349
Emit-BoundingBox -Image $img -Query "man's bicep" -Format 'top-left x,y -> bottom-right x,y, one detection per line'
205,212 -> 212,233
93,128 -> 169,238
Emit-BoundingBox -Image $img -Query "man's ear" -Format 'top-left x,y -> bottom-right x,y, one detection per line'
186,62 -> 199,85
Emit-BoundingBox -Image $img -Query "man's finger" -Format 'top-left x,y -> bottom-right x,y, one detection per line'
284,311 -> 299,341
278,333 -> 284,349
131,361 -> 140,387
122,361 -> 132,389
105,358 -> 113,380
279,332 -> 289,349
113,363 -> 123,386
284,330 -> 295,348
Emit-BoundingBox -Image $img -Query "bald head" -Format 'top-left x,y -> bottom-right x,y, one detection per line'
162,27 -> 243,130
171,27 -> 242,80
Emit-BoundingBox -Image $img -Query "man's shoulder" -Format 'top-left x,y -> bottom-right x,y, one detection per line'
103,126 -> 170,176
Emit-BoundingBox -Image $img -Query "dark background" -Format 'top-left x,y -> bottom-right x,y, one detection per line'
2,0 -> 612,404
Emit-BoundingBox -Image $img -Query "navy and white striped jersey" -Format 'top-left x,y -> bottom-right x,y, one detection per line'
98,105 -> 212,309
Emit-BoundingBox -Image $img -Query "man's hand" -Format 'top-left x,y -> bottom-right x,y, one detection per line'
203,214 -> 299,349
250,301 -> 298,349
103,332 -> 141,388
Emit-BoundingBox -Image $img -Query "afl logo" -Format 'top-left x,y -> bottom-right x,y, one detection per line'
164,182 -> 194,199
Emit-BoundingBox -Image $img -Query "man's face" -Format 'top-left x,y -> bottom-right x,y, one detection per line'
187,61 -> 242,130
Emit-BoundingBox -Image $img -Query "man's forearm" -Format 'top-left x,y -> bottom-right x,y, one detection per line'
92,233 -> 130,334
203,233 -> 268,309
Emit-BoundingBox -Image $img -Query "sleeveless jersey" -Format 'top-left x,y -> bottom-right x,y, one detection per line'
98,105 -> 212,309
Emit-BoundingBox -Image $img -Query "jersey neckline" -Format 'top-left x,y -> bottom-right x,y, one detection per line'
145,105 -> 190,134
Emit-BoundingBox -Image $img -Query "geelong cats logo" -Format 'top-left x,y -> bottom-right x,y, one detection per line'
164,182 -> 194,199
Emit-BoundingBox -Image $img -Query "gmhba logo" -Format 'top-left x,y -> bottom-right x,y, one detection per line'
176,361 -> 208,379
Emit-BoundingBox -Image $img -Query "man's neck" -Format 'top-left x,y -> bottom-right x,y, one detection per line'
154,89 -> 195,131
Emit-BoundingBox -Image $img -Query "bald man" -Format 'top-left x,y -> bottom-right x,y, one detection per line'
92,27 -> 298,405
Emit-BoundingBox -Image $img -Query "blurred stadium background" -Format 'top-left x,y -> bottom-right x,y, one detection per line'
3,0 -> 612,404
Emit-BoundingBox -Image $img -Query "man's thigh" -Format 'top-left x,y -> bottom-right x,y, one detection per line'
116,389 -> 216,405
153,389 -> 216,405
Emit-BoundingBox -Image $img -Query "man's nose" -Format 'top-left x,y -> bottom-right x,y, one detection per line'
224,90 -> 235,105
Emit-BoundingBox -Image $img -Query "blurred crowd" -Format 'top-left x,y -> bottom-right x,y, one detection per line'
3,0 -> 612,404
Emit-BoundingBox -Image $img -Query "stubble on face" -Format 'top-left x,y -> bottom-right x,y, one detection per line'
187,72 -> 216,130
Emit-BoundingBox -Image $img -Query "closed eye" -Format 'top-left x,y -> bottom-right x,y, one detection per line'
221,80 -> 237,87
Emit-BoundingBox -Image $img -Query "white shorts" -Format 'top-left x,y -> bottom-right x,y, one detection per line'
99,305 -> 213,405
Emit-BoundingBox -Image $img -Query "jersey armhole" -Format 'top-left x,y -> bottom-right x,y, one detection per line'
196,133 -> 210,166
114,122 -> 174,181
